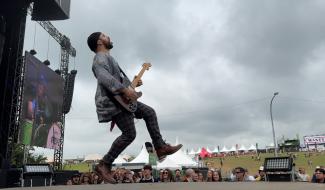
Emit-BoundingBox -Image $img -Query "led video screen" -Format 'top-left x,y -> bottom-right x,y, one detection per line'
19,51 -> 64,149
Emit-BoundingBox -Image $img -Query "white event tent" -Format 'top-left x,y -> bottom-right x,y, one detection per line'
220,146 -> 229,153
129,144 -> 149,164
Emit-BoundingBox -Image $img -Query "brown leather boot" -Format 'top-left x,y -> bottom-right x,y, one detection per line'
94,161 -> 117,184
156,144 -> 183,161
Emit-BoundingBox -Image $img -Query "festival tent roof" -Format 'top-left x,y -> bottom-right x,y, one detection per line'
84,153 -> 102,162
188,149 -> 196,155
195,148 -> 201,154
113,155 -> 127,164
220,146 -> 229,152
129,144 -> 149,164
229,146 -> 237,152
212,147 -> 219,153
166,148 -> 197,167
206,147 -> 213,153
156,156 -> 182,170
238,145 -> 247,151
248,144 -> 257,150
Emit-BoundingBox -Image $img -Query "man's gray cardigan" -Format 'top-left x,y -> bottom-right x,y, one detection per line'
92,52 -> 131,123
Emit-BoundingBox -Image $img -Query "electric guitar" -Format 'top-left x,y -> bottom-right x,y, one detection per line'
114,63 -> 152,112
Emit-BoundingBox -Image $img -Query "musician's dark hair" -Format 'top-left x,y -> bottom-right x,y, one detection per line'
87,32 -> 101,52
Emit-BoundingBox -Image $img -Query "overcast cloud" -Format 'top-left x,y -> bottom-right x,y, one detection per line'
23,0 -> 325,159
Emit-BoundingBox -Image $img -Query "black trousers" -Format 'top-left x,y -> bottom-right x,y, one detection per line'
103,101 -> 165,164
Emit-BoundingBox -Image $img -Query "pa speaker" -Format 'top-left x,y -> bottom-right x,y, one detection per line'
32,0 -> 71,21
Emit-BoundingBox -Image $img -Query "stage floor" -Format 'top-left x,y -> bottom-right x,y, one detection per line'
7,182 -> 324,190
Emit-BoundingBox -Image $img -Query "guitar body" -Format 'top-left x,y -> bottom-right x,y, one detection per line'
113,63 -> 151,112
114,88 -> 142,112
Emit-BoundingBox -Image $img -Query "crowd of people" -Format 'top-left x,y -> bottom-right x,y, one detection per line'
64,164 -> 325,185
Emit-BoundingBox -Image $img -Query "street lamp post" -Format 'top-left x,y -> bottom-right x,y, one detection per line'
270,92 -> 279,157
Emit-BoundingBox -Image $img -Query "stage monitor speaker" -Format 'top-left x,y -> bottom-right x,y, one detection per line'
32,0 -> 71,21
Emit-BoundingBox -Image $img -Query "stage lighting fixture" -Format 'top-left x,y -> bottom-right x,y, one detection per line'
264,157 -> 293,172
43,59 -> 50,66
29,49 -> 37,55
24,164 -> 52,174
263,157 -> 294,182
22,164 -> 53,187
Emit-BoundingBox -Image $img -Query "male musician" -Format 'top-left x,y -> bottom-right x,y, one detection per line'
87,32 -> 182,184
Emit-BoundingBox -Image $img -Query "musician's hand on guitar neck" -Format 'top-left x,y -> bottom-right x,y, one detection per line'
121,88 -> 138,101
134,75 -> 143,87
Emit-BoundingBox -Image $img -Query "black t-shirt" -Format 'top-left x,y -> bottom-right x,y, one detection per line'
139,176 -> 156,183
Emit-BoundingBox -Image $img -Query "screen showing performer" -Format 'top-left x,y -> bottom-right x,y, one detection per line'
19,51 -> 64,149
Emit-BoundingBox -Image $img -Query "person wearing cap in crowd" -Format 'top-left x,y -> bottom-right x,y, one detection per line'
87,32 -> 183,184
139,165 -> 157,183
255,166 -> 266,181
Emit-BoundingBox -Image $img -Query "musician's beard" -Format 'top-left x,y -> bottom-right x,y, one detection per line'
105,42 -> 113,50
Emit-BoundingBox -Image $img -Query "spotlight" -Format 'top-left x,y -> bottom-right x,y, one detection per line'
30,49 -> 37,55
43,59 -> 50,66
54,69 -> 61,75
263,157 -> 294,182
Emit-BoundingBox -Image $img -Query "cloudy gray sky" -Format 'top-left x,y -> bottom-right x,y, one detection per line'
23,0 -> 325,159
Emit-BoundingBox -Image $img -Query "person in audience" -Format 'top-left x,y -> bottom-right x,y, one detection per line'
183,168 -> 194,182
137,170 -> 143,181
80,172 -> 92,184
122,170 -> 134,183
66,179 -> 73,185
297,167 -> 310,182
212,170 -> 222,182
192,172 -> 199,182
255,166 -> 266,181
161,169 -> 174,182
197,172 -> 204,182
133,171 -> 141,183
206,169 -> 213,182
233,167 -> 255,182
91,172 -> 103,184
157,169 -> 164,182
312,168 -> 325,183
174,169 -> 182,182
140,164 -> 157,183
71,173 -> 81,185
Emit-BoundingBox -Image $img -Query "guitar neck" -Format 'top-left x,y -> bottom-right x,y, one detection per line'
131,67 -> 147,88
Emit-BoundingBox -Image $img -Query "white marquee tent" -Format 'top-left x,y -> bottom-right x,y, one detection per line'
220,146 -> 229,153
238,145 -> 247,152
129,144 -> 149,164
212,147 -> 219,153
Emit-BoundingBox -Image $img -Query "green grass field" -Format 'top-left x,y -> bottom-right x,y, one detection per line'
63,152 -> 325,176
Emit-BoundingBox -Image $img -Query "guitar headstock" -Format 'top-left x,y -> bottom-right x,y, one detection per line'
142,63 -> 152,70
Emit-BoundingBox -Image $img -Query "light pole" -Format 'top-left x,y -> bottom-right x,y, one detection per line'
270,92 -> 279,157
